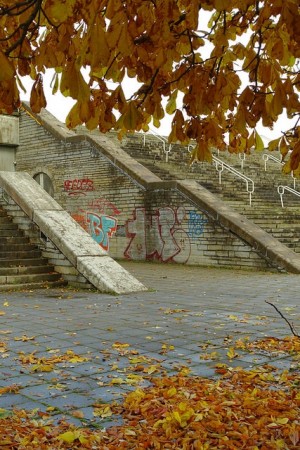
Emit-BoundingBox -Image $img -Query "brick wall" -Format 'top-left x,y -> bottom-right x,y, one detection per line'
16,107 -> 273,271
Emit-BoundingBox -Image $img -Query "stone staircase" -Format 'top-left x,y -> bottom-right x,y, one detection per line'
120,133 -> 300,254
0,206 -> 66,291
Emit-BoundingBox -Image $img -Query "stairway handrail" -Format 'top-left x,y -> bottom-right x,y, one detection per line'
263,153 -> 296,189
277,185 -> 300,208
143,128 -> 172,162
213,155 -> 255,206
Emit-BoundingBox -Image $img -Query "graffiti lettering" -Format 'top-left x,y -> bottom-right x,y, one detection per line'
64,178 -> 94,196
188,211 -> 208,239
87,212 -> 117,251
125,206 -> 191,263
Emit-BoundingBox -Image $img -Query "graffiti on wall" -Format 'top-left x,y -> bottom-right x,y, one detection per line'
124,206 -> 191,263
86,212 -> 117,251
64,178 -> 94,196
71,197 -> 121,251
187,210 -> 208,239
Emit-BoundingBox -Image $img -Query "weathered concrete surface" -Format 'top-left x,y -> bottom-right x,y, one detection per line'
0,171 -> 62,219
0,115 -> 19,145
77,256 -> 147,294
0,171 -> 147,294
177,180 -> 300,273
33,210 -> 107,265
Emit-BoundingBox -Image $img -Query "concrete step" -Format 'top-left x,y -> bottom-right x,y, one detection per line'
0,236 -> 30,244
0,272 -> 62,285
0,243 -> 36,252
0,207 -> 67,290
0,279 -> 68,292
0,249 -> 42,259
0,222 -> 19,230
0,265 -> 55,275
0,229 -> 24,237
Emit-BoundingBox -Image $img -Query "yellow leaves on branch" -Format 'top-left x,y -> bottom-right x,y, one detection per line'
0,0 -> 299,170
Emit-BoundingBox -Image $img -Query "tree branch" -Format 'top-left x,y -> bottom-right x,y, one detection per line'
265,300 -> 300,338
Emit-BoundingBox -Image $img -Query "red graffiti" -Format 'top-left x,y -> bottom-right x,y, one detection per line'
64,178 -> 94,195
124,207 -> 191,263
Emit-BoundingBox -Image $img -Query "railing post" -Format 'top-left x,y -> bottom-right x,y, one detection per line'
239,153 -> 246,170
278,186 -> 284,208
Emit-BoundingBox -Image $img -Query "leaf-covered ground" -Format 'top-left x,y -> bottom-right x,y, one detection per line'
1,336 -> 300,449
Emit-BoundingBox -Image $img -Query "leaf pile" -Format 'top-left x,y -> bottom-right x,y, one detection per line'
1,364 -> 300,449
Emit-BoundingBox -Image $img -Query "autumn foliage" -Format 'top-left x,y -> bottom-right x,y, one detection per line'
0,0 -> 299,172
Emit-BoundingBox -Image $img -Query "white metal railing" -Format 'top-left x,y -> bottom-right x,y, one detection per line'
277,185 -> 300,208
213,155 -> 255,206
263,153 -> 296,189
143,128 -> 172,162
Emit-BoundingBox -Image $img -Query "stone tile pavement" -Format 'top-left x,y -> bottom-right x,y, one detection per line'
0,261 -> 299,429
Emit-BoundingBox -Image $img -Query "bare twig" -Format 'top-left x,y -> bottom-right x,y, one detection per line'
265,300 -> 300,338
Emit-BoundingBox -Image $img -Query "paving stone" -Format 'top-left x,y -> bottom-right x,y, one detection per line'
0,262 -> 299,427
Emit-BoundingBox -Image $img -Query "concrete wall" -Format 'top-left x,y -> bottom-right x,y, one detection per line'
15,105 -> 300,273
0,115 -> 19,146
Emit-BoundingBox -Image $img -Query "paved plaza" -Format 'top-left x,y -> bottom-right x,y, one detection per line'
0,261 -> 299,429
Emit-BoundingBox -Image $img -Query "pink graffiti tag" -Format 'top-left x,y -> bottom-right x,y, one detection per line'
87,212 -> 117,251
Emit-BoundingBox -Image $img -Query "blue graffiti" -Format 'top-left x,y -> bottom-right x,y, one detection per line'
187,211 -> 208,239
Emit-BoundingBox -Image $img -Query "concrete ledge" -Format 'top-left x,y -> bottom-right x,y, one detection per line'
0,172 -> 148,294
33,210 -> 107,265
177,180 -> 300,273
0,171 -> 62,220
77,256 -> 147,294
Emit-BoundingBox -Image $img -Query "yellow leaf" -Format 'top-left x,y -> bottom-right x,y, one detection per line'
93,405 -> 113,418
0,52 -> 15,82
112,342 -> 130,349
276,417 -> 289,425
58,431 -> 77,443
166,387 -> 177,398
44,0 -> 76,24
255,131 -> 265,151
144,365 -> 158,375
166,90 -> 178,115
193,141 -> 212,163
31,364 -> 54,372
68,355 -> 89,363
30,74 -> 47,113
268,137 -> 280,152
110,377 -> 125,384
227,347 -> 238,359
60,63 -> 90,101
215,0 -> 228,11
120,102 -> 142,131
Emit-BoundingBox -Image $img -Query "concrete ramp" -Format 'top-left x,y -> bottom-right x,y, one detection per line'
0,172 -> 147,294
